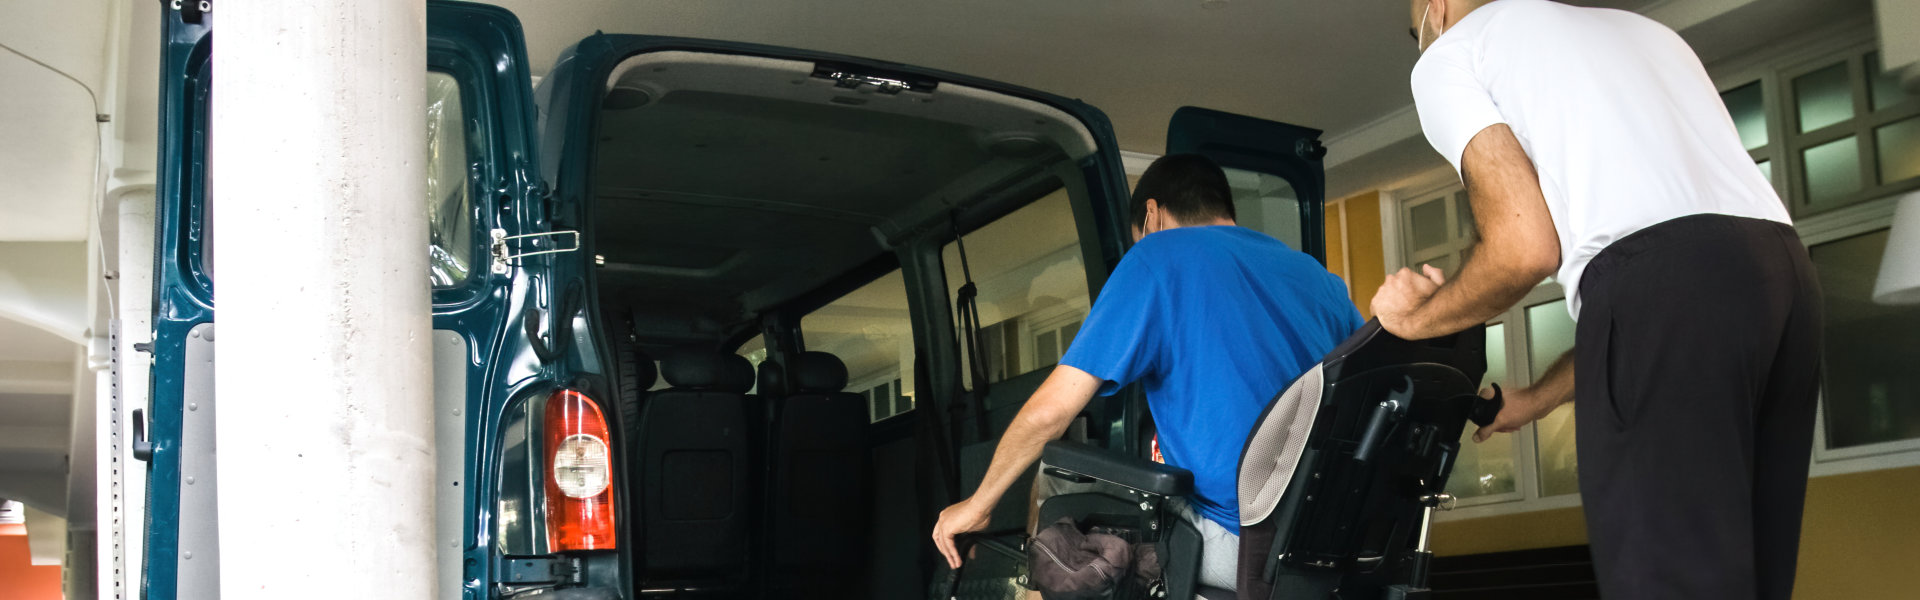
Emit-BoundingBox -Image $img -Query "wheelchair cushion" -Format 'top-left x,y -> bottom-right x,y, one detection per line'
1238,363 -> 1325,526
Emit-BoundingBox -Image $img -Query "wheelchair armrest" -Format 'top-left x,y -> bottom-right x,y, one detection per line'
1042,440 -> 1193,497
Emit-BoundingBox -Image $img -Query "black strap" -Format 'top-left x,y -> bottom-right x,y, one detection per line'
952,214 -> 993,441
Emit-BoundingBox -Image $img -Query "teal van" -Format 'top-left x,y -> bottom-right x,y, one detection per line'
140,2 -> 1330,598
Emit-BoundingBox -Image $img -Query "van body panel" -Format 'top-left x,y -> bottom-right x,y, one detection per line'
145,3 -> 561,600
145,3 -> 1336,597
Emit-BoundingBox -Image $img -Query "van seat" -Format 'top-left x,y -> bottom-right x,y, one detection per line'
634,350 -> 756,590
765,351 -> 872,588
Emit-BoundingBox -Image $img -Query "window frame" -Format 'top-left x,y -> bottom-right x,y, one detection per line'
1445,312 -> 1530,509
425,51 -> 503,310
1724,39 -> 1920,218
1397,183 -> 1478,277
1794,195 -> 1920,476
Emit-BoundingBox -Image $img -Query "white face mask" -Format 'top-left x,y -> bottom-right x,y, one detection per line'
1417,3 -> 1434,52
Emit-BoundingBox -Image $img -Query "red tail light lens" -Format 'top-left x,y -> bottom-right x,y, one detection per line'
544,389 -> 617,551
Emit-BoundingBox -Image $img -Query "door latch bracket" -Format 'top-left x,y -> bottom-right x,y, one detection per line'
489,229 -> 581,275
167,0 -> 211,24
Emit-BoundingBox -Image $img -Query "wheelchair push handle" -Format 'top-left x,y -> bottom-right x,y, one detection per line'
1469,383 -> 1505,428
1354,376 -> 1415,464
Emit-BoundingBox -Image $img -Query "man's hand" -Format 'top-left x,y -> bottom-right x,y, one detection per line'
1373,264 -> 1447,339
1473,350 -> 1575,442
1472,384 -> 1563,442
932,498 -> 992,569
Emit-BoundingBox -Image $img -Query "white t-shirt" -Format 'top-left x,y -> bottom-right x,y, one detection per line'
1411,0 -> 1790,319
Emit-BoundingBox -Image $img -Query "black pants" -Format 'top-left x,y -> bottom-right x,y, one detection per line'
1574,214 -> 1823,600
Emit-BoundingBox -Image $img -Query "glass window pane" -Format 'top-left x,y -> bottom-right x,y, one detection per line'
1868,52 -> 1912,113
1408,198 -> 1448,250
1527,299 -> 1580,497
1445,323 -> 1518,499
1223,168 -> 1304,250
802,270 -> 913,422
1036,330 -> 1060,367
1795,61 -> 1855,133
1811,230 -> 1920,449
1758,159 -> 1773,184
1803,136 -> 1862,206
1413,253 -> 1459,280
738,337 -> 767,395
1722,80 -> 1769,151
1453,190 -> 1477,239
1875,116 -> 1920,184
426,71 -> 473,288
944,185 -> 1090,384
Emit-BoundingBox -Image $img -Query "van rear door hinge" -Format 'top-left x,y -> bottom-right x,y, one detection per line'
497,555 -> 581,585
166,0 -> 210,24
490,228 -> 581,275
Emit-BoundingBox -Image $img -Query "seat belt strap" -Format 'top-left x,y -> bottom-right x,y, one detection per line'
951,215 -> 993,441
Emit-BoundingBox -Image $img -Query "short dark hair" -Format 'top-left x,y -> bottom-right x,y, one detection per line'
1130,154 -> 1235,230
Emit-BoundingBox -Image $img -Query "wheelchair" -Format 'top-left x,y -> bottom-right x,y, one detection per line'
982,320 -> 1502,600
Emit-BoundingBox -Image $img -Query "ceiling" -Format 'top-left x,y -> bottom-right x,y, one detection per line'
0,0 -> 110,242
487,0 -> 1655,156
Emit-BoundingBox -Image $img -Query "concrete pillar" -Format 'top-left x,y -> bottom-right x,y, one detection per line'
113,187 -> 155,600
210,2 -> 433,600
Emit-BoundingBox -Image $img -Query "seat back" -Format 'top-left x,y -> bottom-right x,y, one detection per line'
1236,320 -> 1490,598
634,350 -> 757,587
765,352 -> 872,583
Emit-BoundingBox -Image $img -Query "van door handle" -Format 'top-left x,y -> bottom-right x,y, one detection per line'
132,408 -> 153,461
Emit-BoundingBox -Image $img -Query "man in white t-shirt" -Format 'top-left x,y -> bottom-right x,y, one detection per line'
1371,1 -> 1824,598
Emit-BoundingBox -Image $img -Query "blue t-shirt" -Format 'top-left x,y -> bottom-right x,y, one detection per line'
1060,226 -> 1363,533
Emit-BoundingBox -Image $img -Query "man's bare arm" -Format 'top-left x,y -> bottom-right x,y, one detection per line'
931,365 -> 1102,568
1375,124 -> 1560,340
1475,348 -> 1574,442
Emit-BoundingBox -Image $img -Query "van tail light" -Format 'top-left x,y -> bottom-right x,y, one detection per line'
544,389 -> 617,551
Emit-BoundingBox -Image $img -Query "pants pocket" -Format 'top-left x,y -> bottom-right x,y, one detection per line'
1576,307 -> 1626,430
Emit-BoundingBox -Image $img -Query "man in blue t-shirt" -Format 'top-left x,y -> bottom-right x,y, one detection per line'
931,154 -> 1363,591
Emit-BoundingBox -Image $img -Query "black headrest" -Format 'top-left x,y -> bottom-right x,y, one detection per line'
790,352 -> 849,393
757,361 -> 786,398
660,351 -> 755,393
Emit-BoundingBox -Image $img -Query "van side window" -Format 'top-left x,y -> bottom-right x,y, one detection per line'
738,337 -> 767,395
944,185 -> 1090,385
426,71 -> 473,288
801,270 -> 914,422
1224,168 -> 1304,250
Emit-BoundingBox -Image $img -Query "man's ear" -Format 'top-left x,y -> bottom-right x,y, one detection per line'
1142,198 -> 1160,233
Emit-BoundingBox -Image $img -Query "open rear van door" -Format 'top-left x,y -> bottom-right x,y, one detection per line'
141,3 -> 574,600
1166,107 -> 1330,263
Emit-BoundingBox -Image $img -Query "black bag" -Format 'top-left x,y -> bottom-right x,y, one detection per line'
1028,518 -> 1133,599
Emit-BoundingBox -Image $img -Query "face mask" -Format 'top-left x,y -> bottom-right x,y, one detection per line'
1416,4 -> 1433,52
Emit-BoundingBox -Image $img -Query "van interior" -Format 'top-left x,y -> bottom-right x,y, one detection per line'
585,50 -> 1108,598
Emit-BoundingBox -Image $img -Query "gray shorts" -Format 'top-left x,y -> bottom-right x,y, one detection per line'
1169,496 -> 1239,592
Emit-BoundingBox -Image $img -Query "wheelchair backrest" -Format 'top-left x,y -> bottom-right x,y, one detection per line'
1237,319 -> 1489,595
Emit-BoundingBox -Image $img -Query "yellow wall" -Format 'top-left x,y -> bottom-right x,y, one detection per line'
1428,466 -> 1920,598
1326,191 -> 1386,319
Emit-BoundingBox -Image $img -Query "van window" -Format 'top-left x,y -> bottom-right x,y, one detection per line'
1224,167 -> 1304,250
426,71 -> 473,288
944,186 -> 1090,385
738,335 -> 767,395
802,270 -> 914,422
